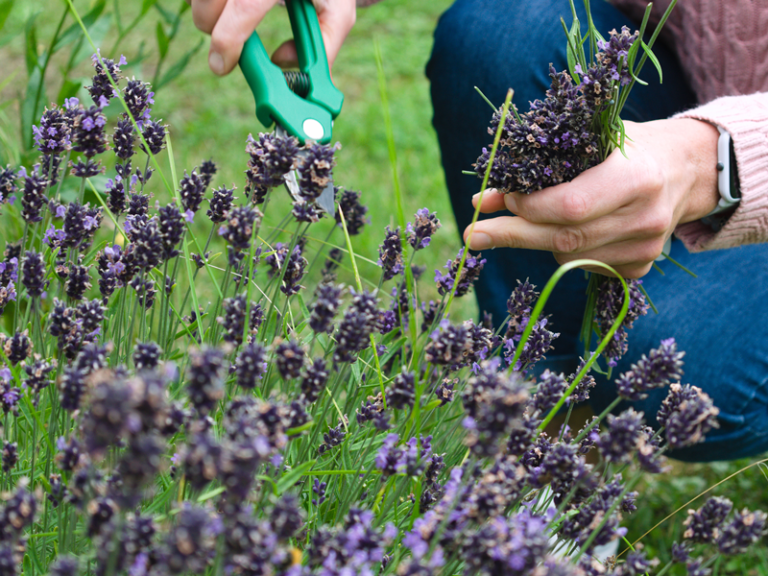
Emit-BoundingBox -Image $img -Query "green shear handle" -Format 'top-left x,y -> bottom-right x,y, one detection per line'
238,0 -> 344,144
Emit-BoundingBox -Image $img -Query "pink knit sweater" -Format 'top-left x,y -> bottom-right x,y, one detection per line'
613,0 -> 768,251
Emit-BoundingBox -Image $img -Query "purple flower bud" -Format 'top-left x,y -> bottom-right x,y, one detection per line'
616,338 -> 685,400
596,408 -> 644,464
717,508 -> 767,555
387,369 -> 415,410
435,247 -> 486,297
377,226 -> 404,281
684,496 -> 733,543
207,185 -> 235,223
234,341 -> 267,390
407,208 -> 441,250
88,52 -> 124,104
186,347 -> 227,416
309,283 -> 342,334
275,339 -> 305,380
335,189 -> 368,235
300,358 -> 328,403
140,120 -> 167,156
657,383 -> 719,449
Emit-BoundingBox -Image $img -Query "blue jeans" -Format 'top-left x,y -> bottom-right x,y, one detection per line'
426,0 -> 768,461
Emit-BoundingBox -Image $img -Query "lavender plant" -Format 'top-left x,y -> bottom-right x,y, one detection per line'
0,4 -> 763,576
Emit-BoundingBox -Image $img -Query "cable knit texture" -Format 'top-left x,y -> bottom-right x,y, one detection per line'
612,0 -> 768,251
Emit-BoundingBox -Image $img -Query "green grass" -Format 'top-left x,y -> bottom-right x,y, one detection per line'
1,1 -> 767,572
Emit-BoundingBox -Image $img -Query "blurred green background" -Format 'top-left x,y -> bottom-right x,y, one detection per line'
1,1 -> 767,573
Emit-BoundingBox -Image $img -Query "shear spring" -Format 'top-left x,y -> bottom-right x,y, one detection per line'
283,71 -> 311,98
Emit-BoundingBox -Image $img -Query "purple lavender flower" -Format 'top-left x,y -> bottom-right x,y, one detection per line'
21,169 -> 47,223
596,408 -> 644,464
291,197 -> 324,223
219,205 -> 260,252
596,26 -> 639,87
162,504 -> 221,574
275,339 -> 305,380
217,294 -> 246,345
298,141 -> 336,200
435,247 -> 486,297
186,347 -> 227,416
407,208 -> 441,250
158,203 -> 185,260
123,78 -> 154,124
530,370 -> 568,416
24,357 -> 56,399
334,289 -> 379,364
506,317 -> 559,373
34,106 -> 71,155
59,366 -> 86,411
309,283 -> 342,334
684,497 -> 733,543
265,242 -> 307,296
2,441 -> 17,473
387,369 -> 415,410
113,117 -> 135,161
245,132 -> 299,190
140,120 -> 167,155
657,383 -> 719,449
595,277 -> 649,366
377,226 -> 404,281
21,250 -> 46,298
318,419 -> 346,455
106,175 -> 129,215
636,425 -> 668,474
565,356 -> 597,404
55,436 -> 82,471
616,338 -> 685,400
462,359 -> 529,456
375,433 -> 404,475
65,264 -> 92,301
207,185 -> 234,223
670,542 -> 691,564
335,188 -> 368,235
300,358 -> 328,403
72,105 -> 108,159
233,341 -> 267,390
559,474 -> 629,550
133,341 -> 162,371
717,508 -> 767,555
425,320 -> 471,369
322,247 -> 343,283
420,300 -> 439,333
87,52 -> 125,104
623,550 -> 653,576
312,478 -> 327,506
178,170 -> 206,216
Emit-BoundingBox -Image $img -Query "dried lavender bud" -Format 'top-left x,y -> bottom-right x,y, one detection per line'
300,358 -> 328,403
275,339 -> 305,380
245,132 -> 299,189
187,347 -> 226,415
335,188 -> 368,235
435,378 -> 455,405
717,508 -> 767,555
123,78 -> 153,124
87,52 -> 124,104
530,370 -> 568,416
684,497 -> 733,543
309,283 -> 342,334
435,247 -> 486,297
72,105 -> 108,158
377,226 -> 404,281
292,198 -> 325,223
65,264 -> 92,301
34,106 -> 71,155
130,277 -> 156,309
596,408 -> 644,464
407,208 -> 441,250
298,141 -> 335,200
219,205 -> 260,251
595,277 -> 648,366
387,369 -> 415,410
334,289 -> 379,363
113,117 -> 135,161
616,337 -> 685,400
158,203 -> 185,260
425,320 -> 471,369
2,441 -> 17,472
318,420 -> 346,455
133,342 -> 162,371
207,185 -> 235,222
267,242 -> 307,296
140,120 -> 167,155
657,383 -> 719,449
21,169 -> 48,223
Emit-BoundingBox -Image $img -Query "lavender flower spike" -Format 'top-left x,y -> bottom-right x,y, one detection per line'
616,337 -> 685,400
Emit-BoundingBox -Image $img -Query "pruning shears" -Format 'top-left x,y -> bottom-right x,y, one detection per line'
238,0 -> 344,214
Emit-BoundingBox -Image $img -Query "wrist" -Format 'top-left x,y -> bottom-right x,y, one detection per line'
676,118 -> 721,223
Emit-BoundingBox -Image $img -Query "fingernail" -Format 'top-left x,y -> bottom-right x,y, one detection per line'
209,51 -> 224,75
504,194 -> 516,212
468,232 -> 492,250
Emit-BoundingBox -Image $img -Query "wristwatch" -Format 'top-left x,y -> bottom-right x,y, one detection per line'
701,126 -> 741,229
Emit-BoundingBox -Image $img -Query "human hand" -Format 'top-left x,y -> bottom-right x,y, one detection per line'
464,119 -> 721,278
188,0 -> 357,76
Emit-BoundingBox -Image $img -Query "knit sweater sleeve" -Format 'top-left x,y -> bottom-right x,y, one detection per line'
672,93 -> 768,252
